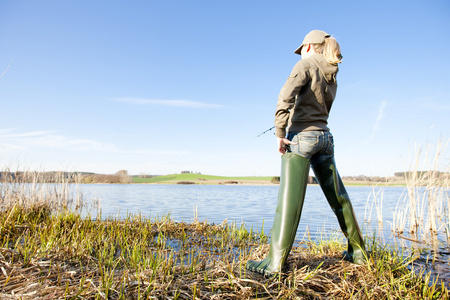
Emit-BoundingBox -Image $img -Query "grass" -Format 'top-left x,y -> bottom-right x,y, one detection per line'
1,209 -> 449,299
387,140 -> 450,244
1,174 -> 449,299
132,173 -> 274,184
132,173 -> 406,186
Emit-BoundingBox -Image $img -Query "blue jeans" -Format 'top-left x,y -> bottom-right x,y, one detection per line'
287,130 -> 335,168
286,131 -> 366,261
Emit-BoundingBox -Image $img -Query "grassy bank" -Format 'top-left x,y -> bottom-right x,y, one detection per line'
132,173 -> 408,186
132,173 -> 274,185
1,209 -> 448,299
0,169 -> 408,186
0,181 -> 448,299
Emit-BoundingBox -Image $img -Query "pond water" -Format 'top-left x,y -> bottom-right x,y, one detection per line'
81,184 -> 387,235
77,183 -> 449,285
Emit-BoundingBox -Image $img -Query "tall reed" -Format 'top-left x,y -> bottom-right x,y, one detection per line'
390,140 -> 449,244
0,168 -> 84,217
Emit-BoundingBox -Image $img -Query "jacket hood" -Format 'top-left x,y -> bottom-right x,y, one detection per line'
310,53 -> 338,83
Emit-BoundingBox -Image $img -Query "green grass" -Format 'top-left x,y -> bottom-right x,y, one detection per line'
132,173 -> 406,187
132,173 -> 274,184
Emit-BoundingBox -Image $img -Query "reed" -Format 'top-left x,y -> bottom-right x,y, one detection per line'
0,168 -> 85,216
2,212 -> 448,299
390,140 -> 449,244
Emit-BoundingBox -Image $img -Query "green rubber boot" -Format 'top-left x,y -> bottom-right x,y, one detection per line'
246,153 -> 310,276
311,157 -> 367,264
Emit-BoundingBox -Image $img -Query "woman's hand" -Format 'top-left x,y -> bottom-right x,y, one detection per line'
277,137 -> 297,154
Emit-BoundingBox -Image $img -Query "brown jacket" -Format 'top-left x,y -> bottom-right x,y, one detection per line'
274,53 -> 338,138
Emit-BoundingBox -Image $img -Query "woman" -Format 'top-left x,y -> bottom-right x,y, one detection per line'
246,30 -> 366,276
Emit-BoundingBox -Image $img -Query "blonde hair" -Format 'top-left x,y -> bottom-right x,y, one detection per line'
312,36 -> 342,64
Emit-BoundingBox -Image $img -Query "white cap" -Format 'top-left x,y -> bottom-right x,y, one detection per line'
294,30 -> 330,55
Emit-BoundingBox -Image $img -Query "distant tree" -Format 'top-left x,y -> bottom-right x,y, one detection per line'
115,170 -> 131,184
83,175 -> 94,184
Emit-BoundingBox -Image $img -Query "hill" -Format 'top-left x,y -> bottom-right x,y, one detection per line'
132,173 -> 275,185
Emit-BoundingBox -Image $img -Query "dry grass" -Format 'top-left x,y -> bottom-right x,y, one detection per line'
0,208 -> 448,299
391,140 -> 450,244
0,169 -> 85,215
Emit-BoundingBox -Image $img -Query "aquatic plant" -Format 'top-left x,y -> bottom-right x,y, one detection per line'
391,140 -> 449,244
0,168 -> 85,216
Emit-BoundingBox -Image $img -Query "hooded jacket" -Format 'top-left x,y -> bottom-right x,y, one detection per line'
274,53 -> 338,138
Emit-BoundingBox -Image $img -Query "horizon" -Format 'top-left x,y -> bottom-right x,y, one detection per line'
1,168 -> 445,179
1,1 -> 449,177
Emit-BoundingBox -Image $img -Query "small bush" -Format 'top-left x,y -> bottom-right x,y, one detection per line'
271,176 -> 280,184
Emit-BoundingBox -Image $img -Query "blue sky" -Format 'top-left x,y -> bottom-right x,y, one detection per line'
1,0 -> 449,177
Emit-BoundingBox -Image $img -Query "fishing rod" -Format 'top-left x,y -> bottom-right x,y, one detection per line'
256,126 -> 275,138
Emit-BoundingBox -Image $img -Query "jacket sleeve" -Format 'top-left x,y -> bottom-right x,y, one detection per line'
274,61 -> 309,138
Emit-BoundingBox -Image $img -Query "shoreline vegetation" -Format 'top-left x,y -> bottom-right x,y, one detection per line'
0,178 -> 448,299
1,170 -> 437,186
1,139 -> 447,188
1,165 -> 449,298
1,141 -> 448,298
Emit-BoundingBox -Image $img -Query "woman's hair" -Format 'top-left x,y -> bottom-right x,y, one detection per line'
313,37 -> 342,64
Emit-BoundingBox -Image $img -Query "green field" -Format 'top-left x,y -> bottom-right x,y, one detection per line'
131,173 -> 407,186
132,173 -> 274,184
